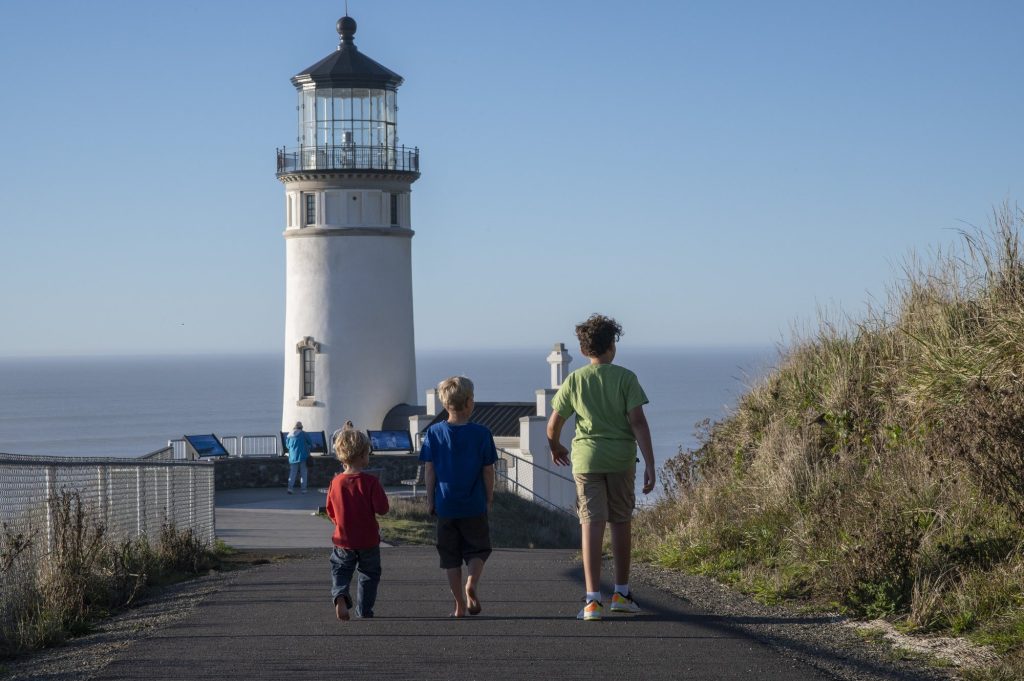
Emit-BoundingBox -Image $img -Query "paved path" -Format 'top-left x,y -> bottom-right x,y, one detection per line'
90,546 -> 829,681
71,490 -> 847,680
214,487 -> 334,549
215,486 -> 411,549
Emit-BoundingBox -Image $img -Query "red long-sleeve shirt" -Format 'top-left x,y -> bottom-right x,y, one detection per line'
325,472 -> 390,549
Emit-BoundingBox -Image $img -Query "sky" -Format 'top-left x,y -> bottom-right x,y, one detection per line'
1,0 -> 1023,357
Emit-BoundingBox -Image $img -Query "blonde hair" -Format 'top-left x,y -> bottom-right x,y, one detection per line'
333,426 -> 370,464
437,375 -> 474,412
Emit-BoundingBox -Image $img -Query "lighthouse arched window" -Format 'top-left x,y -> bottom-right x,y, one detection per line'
296,337 -> 321,404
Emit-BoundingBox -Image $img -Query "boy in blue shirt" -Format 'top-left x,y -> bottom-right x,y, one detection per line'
419,376 -> 497,618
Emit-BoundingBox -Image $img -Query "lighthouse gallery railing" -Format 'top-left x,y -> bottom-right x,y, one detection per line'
276,144 -> 419,174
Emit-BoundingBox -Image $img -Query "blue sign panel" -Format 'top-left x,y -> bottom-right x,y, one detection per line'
367,430 -> 413,452
184,434 -> 228,457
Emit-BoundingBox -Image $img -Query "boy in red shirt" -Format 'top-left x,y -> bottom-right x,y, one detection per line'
325,427 -> 390,620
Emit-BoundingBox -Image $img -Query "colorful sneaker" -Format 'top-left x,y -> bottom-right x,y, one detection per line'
576,599 -> 603,621
610,591 -> 641,614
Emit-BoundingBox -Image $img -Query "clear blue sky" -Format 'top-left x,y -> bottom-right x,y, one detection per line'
2,1 -> 1022,357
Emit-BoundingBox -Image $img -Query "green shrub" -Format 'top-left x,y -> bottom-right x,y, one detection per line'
635,205 -> 1024,668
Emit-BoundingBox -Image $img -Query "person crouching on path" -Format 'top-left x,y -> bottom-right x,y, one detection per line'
326,427 -> 390,620
285,421 -> 313,494
419,376 -> 497,618
547,314 -> 656,621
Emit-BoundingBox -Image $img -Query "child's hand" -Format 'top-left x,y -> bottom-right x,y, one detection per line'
642,465 -> 656,494
550,442 -> 570,466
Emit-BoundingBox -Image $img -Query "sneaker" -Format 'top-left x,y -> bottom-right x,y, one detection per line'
576,599 -> 603,621
610,591 -> 641,614
286,489 -> 294,495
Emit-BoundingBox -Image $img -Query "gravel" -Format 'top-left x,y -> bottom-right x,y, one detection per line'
0,571 -> 232,681
632,562 -> 964,681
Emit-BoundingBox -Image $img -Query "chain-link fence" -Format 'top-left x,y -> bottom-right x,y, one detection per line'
0,450 -> 215,553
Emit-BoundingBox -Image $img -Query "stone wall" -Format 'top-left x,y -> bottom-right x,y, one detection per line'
213,454 -> 421,490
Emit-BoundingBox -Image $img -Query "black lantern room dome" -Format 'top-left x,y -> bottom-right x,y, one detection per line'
290,15 -> 404,90
277,15 -> 418,177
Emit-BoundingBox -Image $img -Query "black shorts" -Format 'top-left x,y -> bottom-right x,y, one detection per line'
436,513 -> 492,569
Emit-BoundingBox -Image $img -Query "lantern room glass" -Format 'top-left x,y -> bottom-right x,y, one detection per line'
297,87 -> 397,149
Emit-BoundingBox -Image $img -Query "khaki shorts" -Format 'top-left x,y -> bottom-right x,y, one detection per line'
574,467 -> 636,524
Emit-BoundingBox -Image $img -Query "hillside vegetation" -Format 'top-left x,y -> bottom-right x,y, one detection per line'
634,207 -> 1024,679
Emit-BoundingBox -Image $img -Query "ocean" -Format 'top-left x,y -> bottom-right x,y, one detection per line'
0,348 -> 774,483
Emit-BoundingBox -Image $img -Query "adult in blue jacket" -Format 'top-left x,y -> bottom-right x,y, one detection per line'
286,421 -> 313,494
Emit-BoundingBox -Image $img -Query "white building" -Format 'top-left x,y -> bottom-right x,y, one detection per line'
391,343 -> 579,512
277,15 -> 420,433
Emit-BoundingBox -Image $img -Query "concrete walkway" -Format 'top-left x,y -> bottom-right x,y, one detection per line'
214,486 -> 412,550
214,487 -> 334,549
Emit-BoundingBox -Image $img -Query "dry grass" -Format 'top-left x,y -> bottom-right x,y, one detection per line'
0,490 -> 221,658
635,205 -> 1024,677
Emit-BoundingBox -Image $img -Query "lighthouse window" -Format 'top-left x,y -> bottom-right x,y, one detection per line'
390,193 -> 399,226
295,336 -> 320,405
304,194 -> 316,225
297,87 -> 397,155
301,348 -> 315,398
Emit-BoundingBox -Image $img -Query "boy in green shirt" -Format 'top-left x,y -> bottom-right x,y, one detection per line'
547,314 -> 656,621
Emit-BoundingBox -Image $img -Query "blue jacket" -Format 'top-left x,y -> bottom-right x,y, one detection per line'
286,430 -> 312,464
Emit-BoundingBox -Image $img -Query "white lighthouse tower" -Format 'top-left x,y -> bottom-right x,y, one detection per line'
276,15 -> 420,433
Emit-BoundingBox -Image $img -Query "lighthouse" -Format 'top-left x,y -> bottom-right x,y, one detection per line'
276,15 -> 420,434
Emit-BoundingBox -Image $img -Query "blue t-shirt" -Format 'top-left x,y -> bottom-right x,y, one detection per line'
419,421 -> 497,518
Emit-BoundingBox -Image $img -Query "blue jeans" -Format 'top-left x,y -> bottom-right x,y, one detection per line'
288,460 -> 307,491
330,546 -> 382,617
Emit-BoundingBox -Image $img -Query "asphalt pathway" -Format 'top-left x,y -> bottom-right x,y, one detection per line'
89,545 -> 832,681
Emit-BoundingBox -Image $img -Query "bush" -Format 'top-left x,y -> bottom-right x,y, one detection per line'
635,205 -> 1024,671
0,489 -> 218,658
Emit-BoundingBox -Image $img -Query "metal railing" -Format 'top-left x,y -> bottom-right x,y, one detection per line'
496,448 -> 577,518
167,434 -> 282,460
276,144 -> 419,174
0,450 -> 216,556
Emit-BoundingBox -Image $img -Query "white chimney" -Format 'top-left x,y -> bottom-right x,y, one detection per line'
547,342 -> 572,389
425,388 -> 442,416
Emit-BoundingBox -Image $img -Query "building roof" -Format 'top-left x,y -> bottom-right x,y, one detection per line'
381,403 -> 427,431
291,16 -> 404,90
423,402 -> 536,438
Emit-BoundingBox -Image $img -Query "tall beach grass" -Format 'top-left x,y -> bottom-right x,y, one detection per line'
0,490 -> 219,658
635,206 -> 1024,678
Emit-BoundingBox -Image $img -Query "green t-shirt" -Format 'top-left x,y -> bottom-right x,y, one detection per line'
551,363 -> 649,473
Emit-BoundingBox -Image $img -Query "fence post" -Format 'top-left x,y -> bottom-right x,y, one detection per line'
44,465 -> 56,552
96,464 -> 107,526
136,467 -> 144,537
166,467 -> 173,527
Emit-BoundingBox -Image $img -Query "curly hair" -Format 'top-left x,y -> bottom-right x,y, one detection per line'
333,425 -> 370,464
575,314 -> 623,357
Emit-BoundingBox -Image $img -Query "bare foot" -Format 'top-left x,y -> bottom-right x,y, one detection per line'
465,583 -> 481,615
335,595 -> 350,621
451,599 -> 468,618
